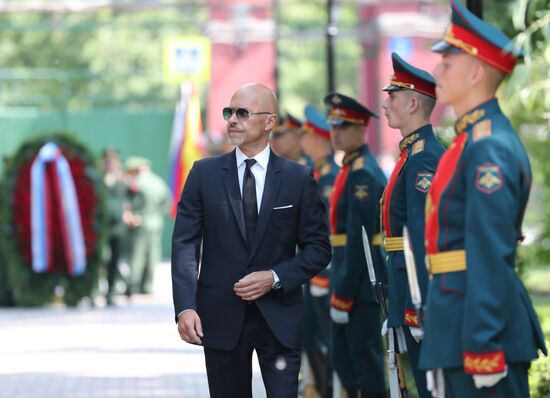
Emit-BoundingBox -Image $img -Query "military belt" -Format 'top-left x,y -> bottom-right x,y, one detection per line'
427,250 -> 466,274
331,233 -> 382,247
383,236 -> 404,252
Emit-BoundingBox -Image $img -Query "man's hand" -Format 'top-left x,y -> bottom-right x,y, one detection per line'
234,271 -> 273,301
177,310 -> 203,345
330,308 -> 350,324
473,367 -> 508,389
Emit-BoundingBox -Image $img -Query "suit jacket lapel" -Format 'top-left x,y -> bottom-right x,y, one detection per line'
248,150 -> 282,260
222,150 -> 247,243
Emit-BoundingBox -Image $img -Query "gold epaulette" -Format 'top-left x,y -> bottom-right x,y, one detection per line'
320,163 -> 331,176
427,250 -> 466,274
352,156 -> 364,171
411,139 -> 425,155
473,119 -> 492,141
384,236 -> 404,252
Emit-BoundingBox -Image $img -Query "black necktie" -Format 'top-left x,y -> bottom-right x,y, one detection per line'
243,159 -> 258,246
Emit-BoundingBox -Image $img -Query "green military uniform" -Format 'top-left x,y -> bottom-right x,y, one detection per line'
302,104 -> 339,397
127,157 -> 170,294
419,1 -> 547,396
381,53 -> 445,398
325,93 -> 388,397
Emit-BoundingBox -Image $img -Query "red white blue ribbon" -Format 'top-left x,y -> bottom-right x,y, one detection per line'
31,142 -> 86,276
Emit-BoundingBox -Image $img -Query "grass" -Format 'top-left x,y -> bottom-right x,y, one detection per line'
525,267 -> 550,397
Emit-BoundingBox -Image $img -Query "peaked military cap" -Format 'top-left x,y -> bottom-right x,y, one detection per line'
383,52 -> 436,98
323,92 -> 378,126
282,112 -> 303,129
432,0 -> 523,74
125,156 -> 150,171
303,105 -> 331,140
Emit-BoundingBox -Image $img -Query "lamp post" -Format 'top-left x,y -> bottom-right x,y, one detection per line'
466,0 -> 483,18
326,0 -> 337,93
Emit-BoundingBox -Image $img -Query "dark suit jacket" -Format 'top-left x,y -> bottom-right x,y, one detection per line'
172,149 -> 331,350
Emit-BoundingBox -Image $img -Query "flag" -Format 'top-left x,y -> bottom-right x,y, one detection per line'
168,81 -> 204,217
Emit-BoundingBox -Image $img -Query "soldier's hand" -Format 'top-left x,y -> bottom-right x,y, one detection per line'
177,310 -> 203,345
426,369 -> 445,397
330,308 -> 350,324
310,285 -> 329,297
472,367 -> 508,389
234,271 -> 273,301
381,319 -> 388,336
409,326 -> 424,342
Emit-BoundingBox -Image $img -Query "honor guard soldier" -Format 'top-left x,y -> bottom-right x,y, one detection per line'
381,52 -> 445,398
270,112 -> 313,167
300,104 -> 339,398
419,1 -> 547,396
325,93 -> 388,398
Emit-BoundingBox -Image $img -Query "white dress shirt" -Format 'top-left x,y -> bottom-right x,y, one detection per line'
177,145 -> 275,319
235,145 -> 270,213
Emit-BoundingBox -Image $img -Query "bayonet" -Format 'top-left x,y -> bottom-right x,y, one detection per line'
361,226 -> 409,398
403,226 -> 423,328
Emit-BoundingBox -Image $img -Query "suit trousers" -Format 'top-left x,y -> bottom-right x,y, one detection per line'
444,363 -> 530,398
204,303 -> 301,398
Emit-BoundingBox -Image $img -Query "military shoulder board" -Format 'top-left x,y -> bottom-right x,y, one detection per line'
473,120 -> 492,142
411,139 -> 425,155
352,156 -> 364,171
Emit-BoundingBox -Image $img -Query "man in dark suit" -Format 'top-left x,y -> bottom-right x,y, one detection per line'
172,83 -> 332,398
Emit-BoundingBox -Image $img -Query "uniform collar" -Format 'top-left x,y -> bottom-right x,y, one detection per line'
399,124 -> 433,151
454,98 -> 500,133
342,145 -> 367,165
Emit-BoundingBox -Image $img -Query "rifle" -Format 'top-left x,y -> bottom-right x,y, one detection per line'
361,226 -> 409,398
403,227 -> 446,397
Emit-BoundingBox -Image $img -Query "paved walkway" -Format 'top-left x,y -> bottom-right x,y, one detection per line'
0,263 -> 266,398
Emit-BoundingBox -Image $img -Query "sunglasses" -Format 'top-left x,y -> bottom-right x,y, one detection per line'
223,107 -> 272,121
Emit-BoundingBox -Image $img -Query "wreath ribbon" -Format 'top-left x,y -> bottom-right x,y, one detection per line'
31,142 -> 86,276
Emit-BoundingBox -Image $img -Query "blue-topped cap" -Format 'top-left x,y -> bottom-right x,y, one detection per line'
303,105 -> 330,140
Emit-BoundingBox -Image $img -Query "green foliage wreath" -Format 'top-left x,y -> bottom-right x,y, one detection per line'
0,133 -> 106,306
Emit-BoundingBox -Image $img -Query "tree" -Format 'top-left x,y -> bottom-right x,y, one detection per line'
494,0 -> 550,265
0,7 -> 206,109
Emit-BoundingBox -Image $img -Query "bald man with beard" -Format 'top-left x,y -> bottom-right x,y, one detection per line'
172,83 -> 331,398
